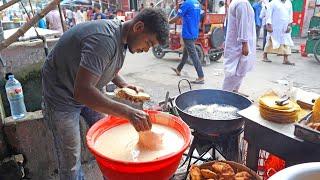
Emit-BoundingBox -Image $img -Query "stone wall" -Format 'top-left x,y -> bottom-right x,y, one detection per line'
0,38 -> 58,75
3,112 -> 94,180
0,39 -> 60,177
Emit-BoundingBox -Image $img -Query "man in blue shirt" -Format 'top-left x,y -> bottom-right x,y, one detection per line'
93,4 -> 107,20
252,0 -> 262,45
169,0 -> 205,84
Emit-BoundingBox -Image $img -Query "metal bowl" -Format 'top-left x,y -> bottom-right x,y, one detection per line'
269,162 -> 320,180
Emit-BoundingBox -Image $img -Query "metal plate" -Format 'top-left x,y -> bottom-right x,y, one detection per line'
294,112 -> 320,144
269,162 -> 320,180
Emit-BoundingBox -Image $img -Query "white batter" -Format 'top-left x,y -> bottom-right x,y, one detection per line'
93,123 -> 185,162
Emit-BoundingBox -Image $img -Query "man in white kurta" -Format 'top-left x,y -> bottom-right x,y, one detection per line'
223,0 -> 256,92
263,0 -> 295,65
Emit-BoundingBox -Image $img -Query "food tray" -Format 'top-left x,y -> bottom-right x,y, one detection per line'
294,112 -> 320,144
188,160 -> 261,180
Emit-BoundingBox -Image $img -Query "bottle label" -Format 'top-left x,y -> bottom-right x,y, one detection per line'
7,87 -> 23,100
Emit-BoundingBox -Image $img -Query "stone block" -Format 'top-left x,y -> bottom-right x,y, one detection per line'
3,111 -> 94,179
0,38 -> 58,75
4,111 -> 58,179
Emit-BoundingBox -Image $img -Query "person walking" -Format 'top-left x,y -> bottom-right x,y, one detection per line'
169,0 -> 205,84
260,0 -> 270,59
252,0 -> 262,46
263,0 -> 295,65
222,0 -> 256,92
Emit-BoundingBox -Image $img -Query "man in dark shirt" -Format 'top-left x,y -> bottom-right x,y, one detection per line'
42,8 -> 169,179
93,4 -> 107,20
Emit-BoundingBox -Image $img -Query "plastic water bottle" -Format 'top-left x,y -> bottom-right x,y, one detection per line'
5,75 -> 27,119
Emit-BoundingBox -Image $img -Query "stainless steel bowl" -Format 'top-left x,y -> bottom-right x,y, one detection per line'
269,162 -> 320,180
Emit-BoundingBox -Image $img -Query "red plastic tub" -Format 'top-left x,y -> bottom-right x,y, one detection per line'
86,110 -> 191,180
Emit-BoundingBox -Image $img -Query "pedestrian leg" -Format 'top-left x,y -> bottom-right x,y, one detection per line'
183,39 -> 204,81
262,25 -> 267,49
223,74 -> 244,92
177,46 -> 188,72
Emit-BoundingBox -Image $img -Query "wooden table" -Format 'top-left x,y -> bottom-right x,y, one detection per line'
238,90 -> 320,171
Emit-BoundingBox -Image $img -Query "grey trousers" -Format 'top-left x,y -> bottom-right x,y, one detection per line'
177,39 -> 204,78
43,102 -> 104,180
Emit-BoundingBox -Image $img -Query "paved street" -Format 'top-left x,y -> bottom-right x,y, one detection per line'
120,41 -> 320,104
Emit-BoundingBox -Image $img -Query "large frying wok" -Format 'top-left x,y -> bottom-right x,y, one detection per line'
174,88 -> 252,135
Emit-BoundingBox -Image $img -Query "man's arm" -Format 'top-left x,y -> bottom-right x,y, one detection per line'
112,74 -> 144,92
236,2 -> 250,56
169,15 -> 180,24
74,67 -> 151,131
169,2 -> 188,24
112,74 -> 128,88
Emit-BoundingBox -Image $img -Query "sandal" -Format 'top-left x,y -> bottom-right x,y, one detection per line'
190,78 -> 205,84
171,67 -> 181,76
283,61 -> 295,66
262,59 -> 272,62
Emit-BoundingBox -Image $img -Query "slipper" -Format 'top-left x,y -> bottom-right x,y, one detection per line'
262,59 -> 272,62
190,79 -> 205,84
171,67 -> 181,76
283,61 -> 295,66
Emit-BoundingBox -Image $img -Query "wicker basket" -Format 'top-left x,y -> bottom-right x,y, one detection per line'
188,160 -> 261,180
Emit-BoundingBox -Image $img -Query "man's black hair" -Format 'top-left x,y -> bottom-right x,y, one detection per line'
94,4 -> 101,10
134,8 -> 169,45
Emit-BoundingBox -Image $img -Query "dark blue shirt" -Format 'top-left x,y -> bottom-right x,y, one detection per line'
177,0 -> 201,39
252,2 -> 262,27
94,13 -> 107,20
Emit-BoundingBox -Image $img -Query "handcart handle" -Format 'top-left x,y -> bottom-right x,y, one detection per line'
178,79 -> 192,94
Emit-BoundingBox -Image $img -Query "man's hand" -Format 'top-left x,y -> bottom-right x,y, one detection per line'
242,42 -> 249,56
123,84 -> 144,93
125,108 -> 152,132
266,24 -> 273,33
285,26 -> 291,33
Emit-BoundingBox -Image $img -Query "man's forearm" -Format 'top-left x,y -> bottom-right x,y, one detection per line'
75,84 -> 133,119
112,74 -> 128,88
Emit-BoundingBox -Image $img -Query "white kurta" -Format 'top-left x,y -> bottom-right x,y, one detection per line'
224,0 -> 256,78
266,0 -> 294,48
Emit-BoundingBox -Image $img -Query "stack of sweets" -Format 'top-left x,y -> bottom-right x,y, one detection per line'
259,92 -> 301,123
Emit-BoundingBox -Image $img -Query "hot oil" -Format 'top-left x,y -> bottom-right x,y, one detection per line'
185,104 -> 240,120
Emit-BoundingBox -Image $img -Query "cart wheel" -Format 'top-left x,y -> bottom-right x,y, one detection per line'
208,49 -> 223,61
152,46 -> 165,59
313,39 -> 320,64
187,44 -> 205,66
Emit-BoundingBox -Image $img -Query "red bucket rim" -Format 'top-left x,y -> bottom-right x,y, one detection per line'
86,110 -> 191,166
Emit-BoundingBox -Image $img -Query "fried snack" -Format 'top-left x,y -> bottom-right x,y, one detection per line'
211,162 -> 235,175
312,98 -> 320,122
307,122 -> 320,131
114,88 -> 150,103
190,165 -> 202,180
235,171 -> 252,180
211,162 -> 235,180
200,169 -> 218,179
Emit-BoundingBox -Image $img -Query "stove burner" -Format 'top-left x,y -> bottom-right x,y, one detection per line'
179,128 -> 244,179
